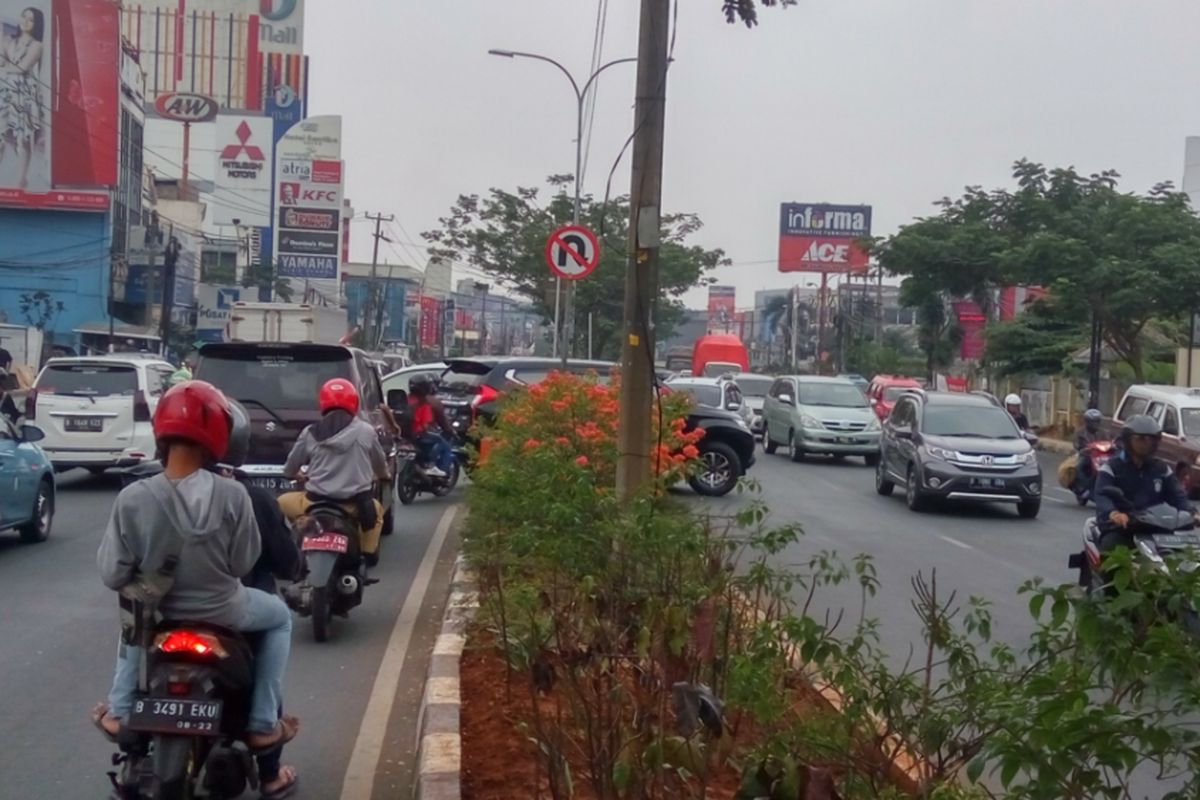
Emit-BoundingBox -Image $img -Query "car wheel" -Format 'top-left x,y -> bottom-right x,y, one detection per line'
688,441 -> 740,497
864,452 -> 880,467
18,479 -> 53,544
1017,499 -> 1041,519
905,465 -> 928,512
788,431 -> 805,463
875,457 -> 894,496
762,428 -> 778,455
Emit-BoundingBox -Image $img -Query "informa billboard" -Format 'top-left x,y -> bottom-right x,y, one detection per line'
0,0 -> 119,210
211,114 -> 273,226
778,203 -> 872,274
273,115 -> 343,282
707,285 -> 736,332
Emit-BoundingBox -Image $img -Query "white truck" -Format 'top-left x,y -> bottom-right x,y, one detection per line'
227,302 -> 349,345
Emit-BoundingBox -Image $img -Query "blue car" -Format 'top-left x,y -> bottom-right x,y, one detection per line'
0,418 -> 55,543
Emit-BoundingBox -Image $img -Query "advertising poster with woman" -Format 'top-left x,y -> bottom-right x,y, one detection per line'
0,1 -> 51,192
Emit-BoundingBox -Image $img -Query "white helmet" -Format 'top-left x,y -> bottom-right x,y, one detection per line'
1004,393 -> 1021,407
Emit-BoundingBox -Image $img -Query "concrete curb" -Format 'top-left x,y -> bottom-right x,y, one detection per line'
413,556 -> 477,800
1037,436 -> 1075,456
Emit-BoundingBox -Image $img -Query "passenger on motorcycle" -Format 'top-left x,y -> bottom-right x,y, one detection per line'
1094,414 -> 1199,553
278,378 -> 391,558
1005,394 -> 1030,432
92,381 -> 300,752
408,375 -> 455,479
1073,408 -> 1106,495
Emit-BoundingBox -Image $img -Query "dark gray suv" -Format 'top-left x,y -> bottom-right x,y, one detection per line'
875,390 -> 1043,518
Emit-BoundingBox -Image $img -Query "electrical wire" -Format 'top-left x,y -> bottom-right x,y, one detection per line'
580,0 -> 609,190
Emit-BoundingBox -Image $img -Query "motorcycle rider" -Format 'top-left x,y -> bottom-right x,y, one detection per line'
408,374 -> 455,479
1005,394 -> 1030,432
92,381 -> 300,753
1094,415 -> 1199,557
1073,408 -> 1106,498
278,378 -> 390,559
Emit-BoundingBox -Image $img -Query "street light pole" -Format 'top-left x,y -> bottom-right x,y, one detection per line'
488,49 -> 636,367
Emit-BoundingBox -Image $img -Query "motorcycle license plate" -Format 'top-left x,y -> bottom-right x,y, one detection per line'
303,533 -> 349,553
127,697 -> 223,736
1154,532 -> 1200,548
246,476 -> 294,495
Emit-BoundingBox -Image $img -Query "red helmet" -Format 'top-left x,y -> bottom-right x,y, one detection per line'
153,380 -> 232,461
319,378 -> 359,415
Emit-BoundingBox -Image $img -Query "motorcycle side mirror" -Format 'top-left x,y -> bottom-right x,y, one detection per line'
386,389 -> 408,413
20,423 -> 45,443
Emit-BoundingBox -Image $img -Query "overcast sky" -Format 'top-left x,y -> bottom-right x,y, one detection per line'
306,0 -> 1200,308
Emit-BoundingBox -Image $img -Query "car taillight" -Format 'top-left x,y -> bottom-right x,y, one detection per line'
133,390 -> 151,422
472,384 -> 500,409
25,389 -> 37,419
155,630 -> 226,658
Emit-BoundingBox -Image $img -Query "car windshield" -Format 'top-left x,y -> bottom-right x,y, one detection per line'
736,377 -> 773,397
384,369 -> 442,394
39,364 -> 137,396
923,406 -> 1020,438
670,384 -> 722,407
798,383 -> 868,408
883,386 -> 916,402
199,353 -> 353,410
1183,409 -> 1200,437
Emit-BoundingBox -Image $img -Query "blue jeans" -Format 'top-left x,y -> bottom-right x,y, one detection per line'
417,432 -> 453,473
108,588 -> 293,734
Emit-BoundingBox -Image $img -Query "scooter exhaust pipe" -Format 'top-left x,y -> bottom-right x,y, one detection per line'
338,574 -> 360,596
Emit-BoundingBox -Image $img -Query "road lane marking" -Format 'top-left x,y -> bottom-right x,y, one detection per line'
938,535 -> 973,550
339,504 -> 459,800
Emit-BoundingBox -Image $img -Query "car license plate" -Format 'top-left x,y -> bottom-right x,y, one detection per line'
303,533 -> 349,553
969,477 -> 1006,489
838,437 -> 853,444
65,416 -> 104,433
127,697 -> 223,736
1154,532 -> 1200,548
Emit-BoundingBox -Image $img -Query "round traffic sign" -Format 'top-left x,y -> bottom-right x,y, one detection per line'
545,224 -> 601,280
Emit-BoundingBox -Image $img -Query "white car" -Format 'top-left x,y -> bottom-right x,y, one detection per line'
28,355 -> 175,473
732,372 -> 774,435
665,376 -> 754,429
381,362 -> 448,398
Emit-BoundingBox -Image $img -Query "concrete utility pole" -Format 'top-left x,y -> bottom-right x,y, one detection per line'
364,212 -> 394,349
615,0 -> 670,504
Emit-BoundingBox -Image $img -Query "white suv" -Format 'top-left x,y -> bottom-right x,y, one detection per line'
28,355 -> 175,473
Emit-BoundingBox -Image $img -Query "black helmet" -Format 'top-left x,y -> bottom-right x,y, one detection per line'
410,374 -> 435,398
1084,408 -> 1103,431
1121,414 -> 1161,454
222,400 -> 251,469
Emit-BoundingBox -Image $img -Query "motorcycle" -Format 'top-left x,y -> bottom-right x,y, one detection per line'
1072,439 -> 1115,505
282,502 -> 373,642
110,622 -> 260,800
396,436 -> 460,505
1069,486 -> 1200,633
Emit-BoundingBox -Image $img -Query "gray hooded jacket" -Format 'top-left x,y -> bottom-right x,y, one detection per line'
97,469 -> 261,628
283,413 -> 389,499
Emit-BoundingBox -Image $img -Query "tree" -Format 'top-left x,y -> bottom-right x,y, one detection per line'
721,0 -> 797,26
423,176 -> 727,360
19,291 -> 65,332
877,161 -> 1200,381
984,297 -> 1087,378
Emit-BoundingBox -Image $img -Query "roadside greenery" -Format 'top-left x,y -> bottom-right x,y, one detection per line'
463,374 -> 1200,799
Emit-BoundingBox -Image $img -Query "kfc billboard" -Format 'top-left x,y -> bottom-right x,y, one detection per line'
778,203 -> 872,274
273,115 -> 343,281
211,115 -> 273,226
0,0 -> 119,210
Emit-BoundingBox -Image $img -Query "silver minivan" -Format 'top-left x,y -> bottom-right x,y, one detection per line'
762,375 -> 881,465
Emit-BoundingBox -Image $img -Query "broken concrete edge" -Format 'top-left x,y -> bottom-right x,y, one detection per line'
413,554 -> 477,800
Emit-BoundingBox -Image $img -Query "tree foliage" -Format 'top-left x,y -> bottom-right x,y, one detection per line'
423,176 -> 726,360
877,160 -> 1200,380
721,0 -> 797,26
984,297 -> 1087,378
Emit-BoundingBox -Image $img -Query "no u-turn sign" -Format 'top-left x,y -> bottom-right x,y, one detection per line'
545,224 -> 601,280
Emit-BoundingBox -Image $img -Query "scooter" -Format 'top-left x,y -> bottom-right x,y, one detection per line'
283,503 -> 374,642
396,438 -> 460,505
1072,440 -> 1115,505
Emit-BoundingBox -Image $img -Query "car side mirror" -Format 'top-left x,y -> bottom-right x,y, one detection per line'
386,389 -> 408,413
1024,431 -> 1039,446
778,394 -> 794,406
21,423 -> 45,443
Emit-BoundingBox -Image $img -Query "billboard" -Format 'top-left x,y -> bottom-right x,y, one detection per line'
779,203 -> 872,274
122,0 -> 305,112
707,285 -> 736,332
211,114 -> 273,226
195,282 -> 250,341
273,115 -> 342,281
0,0 -> 119,210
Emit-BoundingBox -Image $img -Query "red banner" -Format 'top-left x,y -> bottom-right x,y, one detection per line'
953,300 -> 987,360
707,285 -> 736,332
419,296 -> 440,348
52,0 -> 120,188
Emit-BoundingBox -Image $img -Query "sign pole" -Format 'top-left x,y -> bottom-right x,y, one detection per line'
181,122 -> 191,200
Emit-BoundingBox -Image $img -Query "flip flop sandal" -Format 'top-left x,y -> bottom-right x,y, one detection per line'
260,766 -> 299,800
248,717 -> 299,755
90,705 -> 120,744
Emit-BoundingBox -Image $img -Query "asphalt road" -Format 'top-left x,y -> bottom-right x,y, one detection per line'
0,469 -> 460,800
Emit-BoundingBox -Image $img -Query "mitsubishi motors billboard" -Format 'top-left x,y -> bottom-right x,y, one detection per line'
778,203 -> 872,273
0,0 -> 119,210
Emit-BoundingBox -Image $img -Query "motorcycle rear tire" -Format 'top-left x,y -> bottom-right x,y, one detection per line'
433,463 -> 460,497
149,735 -> 192,800
312,586 -> 331,643
398,478 -> 418,505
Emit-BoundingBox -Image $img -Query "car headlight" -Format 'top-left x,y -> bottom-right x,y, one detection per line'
1021,450 -> 1038,465
865,416 -> 881,431
922,444 -> 957,461
800,413 -> 824,429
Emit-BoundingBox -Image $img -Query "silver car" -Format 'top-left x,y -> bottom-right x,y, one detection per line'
761,375 -> 881,465
665,376 -> 753,428
733,373 -> 773,435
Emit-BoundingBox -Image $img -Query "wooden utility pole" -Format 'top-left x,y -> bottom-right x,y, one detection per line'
616,0 -> 670,503
364,212 -> 394,348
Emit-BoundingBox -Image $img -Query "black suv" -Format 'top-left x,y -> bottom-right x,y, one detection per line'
439,357 -> 756,497
195,343 -> 399,531
875,390 -> 1042,518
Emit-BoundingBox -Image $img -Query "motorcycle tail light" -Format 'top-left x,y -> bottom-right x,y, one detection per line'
167,680 -> 192,696
155,630 -> 227,658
